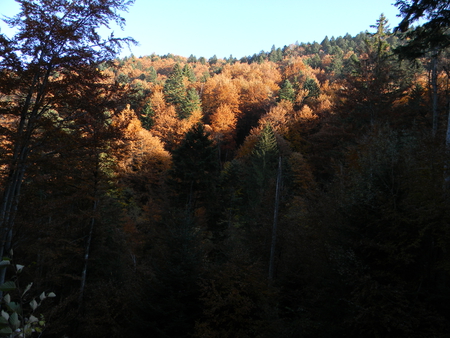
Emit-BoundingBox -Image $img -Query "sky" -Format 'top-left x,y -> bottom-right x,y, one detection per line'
0,0 -> 402,59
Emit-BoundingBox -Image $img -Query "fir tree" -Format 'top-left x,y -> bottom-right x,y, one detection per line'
250,123 -> 279,199
147,66 -> 157,82
278,79 -> 295,102
169,123 -> 218,209
164,63 -> 187,117
183,64 -> 197,82
303,78 -> 320,99
181,88 -> 201,119
140,99 -> 155,129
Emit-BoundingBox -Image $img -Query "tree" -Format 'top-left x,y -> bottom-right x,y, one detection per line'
395,1 -> 450,138
169,123 -> 218,210
337,15 -> 409,127
248,123 -> 280,207
0,0 -> 135,286
303,77 -> 320,100
278,79 -> 295,102
183,64 -> 197,82
163,63 -> 187,117
147,66 -> 158,82
182,87 -> 202,119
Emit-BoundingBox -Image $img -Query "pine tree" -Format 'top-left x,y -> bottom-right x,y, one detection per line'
147,66 -> 157,82
303,78 -> 320,99
169,123 -> 218,209
183,64 -> 197,82
209,55 -> 218,65
181,88 -> 202,119
187,54 -> 198,63
163,63 -> 187,118
140,99 -> 155,129
250,123 -> 280,199
278,79 -> 295,102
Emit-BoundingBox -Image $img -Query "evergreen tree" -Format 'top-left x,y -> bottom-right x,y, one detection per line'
181,88 -> 201,119
164,63 -> 187,118
147,66 -> 157,82
140,99 -> 155,129
187,54 -> 198,63
278,79 -> 295,102
321,36 -> 332,53
303,78 -> 320,99
209,55 -> 218,65
169,123 -> 218,209
183,64 -> 196,82
249,124 -> 280,202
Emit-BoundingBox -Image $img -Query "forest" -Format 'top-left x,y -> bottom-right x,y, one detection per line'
1,0 -> 450,337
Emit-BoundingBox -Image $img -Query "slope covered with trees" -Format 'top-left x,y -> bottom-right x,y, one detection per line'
1,1 -> 450,337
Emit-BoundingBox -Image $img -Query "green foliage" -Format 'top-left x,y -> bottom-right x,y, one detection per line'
303,77 -> 320,99
395,0 -> 450,57
164,64 -> 200,118
187,54 -> 198,63
304,54 -> 321,68
208,55 -> 218,65
164,63 -> 186,106
251,124 -> 279,178
0,258 -> 55,337
140,99 -> 155,129
269,45 -> 283,62
278,79 -> 295,102
182,88 -> 201,118
182,64 -> 196,82
147,66 -> 158,82
245,124 -> 280,210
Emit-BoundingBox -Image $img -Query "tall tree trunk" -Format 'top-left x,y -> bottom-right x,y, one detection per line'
0,61 -> 51,285
0,142 -> 31,286
269,157 -> 282,282
78,158 -> 100,308
78,199 -> 97,309
431,52 -> 439,137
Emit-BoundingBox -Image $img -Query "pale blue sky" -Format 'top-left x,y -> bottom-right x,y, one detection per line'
1,0 -> 401,59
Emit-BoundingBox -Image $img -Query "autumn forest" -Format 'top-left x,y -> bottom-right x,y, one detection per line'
1,0 -> 450,337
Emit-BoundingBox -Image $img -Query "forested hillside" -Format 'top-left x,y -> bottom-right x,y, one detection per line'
1,1 -> 450,337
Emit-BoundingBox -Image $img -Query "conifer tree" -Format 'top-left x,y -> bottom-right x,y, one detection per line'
183,64 -> 197,82
147,66 -> 157,82
169,123 -> 218,209
163,63 -> 187,118
249,124 -> 279,201
181,88 -> 201,119
140,99 -> 155,129
303,77 -> 320,99
278,79 -> 296,102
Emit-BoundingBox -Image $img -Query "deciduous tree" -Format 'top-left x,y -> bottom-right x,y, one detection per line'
0,0 -> 135,285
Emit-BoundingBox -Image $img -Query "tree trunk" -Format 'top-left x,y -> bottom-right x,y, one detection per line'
431,52 -> 439,137
78,199 -> 97,309
269,156 -> 282,282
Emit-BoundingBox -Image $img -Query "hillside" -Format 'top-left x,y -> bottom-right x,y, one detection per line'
1,2 -> 450,337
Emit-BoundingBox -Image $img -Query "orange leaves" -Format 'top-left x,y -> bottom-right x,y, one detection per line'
209,104 -> 238,152
257,100 -> 295,136
151,101 -> 203,151
210,104 -> 237,135
282,56 -> 309,79
202,74 -> 241,117
115,105 -> 171,171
